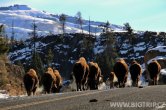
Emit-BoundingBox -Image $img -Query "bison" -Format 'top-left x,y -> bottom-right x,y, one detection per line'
42,67 -> 57,94
129,60 -> 142,87
73,57 -> 89,91
23,69 -> 39,96
113,58 -> 128,88
52,70 -> 63,93
88,62 -> 102,90
148,60 -> 161,85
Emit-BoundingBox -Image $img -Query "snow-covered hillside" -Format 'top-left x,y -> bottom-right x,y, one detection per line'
0,4 -> 124,40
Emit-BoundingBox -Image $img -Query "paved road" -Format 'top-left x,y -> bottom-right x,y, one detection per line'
0,85 -> 166,110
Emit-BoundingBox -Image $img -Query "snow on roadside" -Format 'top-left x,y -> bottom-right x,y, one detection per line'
161,69 -> 166,75
0,90 -> 9,99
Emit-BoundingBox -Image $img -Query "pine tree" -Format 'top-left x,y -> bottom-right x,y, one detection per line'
29,20 -> 38,53
144,31 -> 152,49
0,25 -> 9,55
45,48 -> 54,67
75,11 -> 83,33
124,22 -> 136,57
0,24 -> 5,38
105,21 -> 110,33
88,17 -> 91,37
98,21 -> 110,34
124,22 -> 133,35
59,14 -> 66,35
96,32 -> 118,80
31,51 -> 44,79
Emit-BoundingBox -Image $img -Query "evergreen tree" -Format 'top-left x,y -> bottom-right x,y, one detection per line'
98,21 -> 110,33
75,11 -> 83,33
45,48 -> 54,67
0,25 -> 9,55
144,31 -> 152,49
59,14 -> 66,35
105,21 -> 110,33
124,22 -> 136,57
88,17 -> 91,37
0,24 -> 5,37
124,22 -> 133,35
96,32 -> 118,80
31,51 -> 44,79
29,20 -> 38,53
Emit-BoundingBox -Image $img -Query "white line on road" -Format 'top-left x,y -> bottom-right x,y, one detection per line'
2,90 -> 108,110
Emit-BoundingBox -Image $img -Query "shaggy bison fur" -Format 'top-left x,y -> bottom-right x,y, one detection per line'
73,57 -> 89,91
88,62 -> 102,90
113,58 -> 128,88
129,60 -> 142,87
148,60 -> 161,85
42,67 -> 57,94
23,69 -> 39,96
52,70 -> 63,93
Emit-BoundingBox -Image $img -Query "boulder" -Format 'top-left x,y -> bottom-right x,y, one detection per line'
144,46 -> 166,84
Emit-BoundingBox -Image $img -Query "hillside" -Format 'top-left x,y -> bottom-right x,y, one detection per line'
8,31 -> 166,81
0,54 -> 25,96
0,4 -> 124,40
1,4 -> 166,83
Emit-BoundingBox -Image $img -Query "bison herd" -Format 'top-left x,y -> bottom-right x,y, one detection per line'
23,57 -> 162,96
23,67 -> 63,96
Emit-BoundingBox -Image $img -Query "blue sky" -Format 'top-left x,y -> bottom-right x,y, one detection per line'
1,0 -> 166,31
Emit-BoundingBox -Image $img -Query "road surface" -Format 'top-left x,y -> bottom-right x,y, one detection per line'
0,85 -> 166,110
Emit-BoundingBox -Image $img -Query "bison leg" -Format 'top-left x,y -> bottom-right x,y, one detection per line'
32,86 -> 37,95
79,83 -> 82,91
132,80 -> 135,87
110,81 -> 114,89
27,91 -> 31,96
118,81 -> 120,88
154,77 -> 158,85
76,82 -> 81,91
76,83 -> 79,91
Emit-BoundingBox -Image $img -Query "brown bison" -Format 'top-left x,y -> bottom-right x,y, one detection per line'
42,67 -> 57,94
52,70 -> 63,93
88,62 -> 102,90
23,69 -> 39,96
148,60 -> 161,85
113,58 -> 128,88
129,60 -> 142,87
73,57 -> 89,91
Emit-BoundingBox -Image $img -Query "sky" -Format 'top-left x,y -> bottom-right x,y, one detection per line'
0,0 -> 166,32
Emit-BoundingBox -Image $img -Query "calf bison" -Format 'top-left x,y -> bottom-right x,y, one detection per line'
88,62 -> 102,90
73,57 -> 89,91
23,69 -> 39,96
148,60 -> 161,85
42,67 -> 57,94
52,70 -> 63,93
113,58 -> 128,88
129,60 -> 142,87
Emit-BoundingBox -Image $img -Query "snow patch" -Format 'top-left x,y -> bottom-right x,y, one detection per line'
161,69 -> 166,75
0,90 -> 9,99
148,46 -> 166,53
